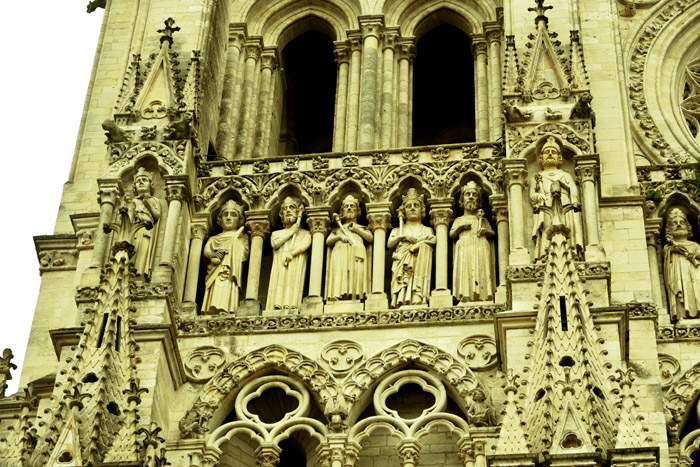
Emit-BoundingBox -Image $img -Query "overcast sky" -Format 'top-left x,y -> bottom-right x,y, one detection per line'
0,3 -> 104,393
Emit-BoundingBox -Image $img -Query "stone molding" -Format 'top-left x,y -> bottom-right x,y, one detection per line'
34,235 -> 79,273
507,261 -> 610,282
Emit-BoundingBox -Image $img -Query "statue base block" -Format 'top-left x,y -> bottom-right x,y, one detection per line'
324,300 -> 364,314
262,307 -> 299,317
509,247 -> 531,265
237,299 -> 261,317
495,285 -> 507,304
429,290 -> 453,307
301,296 -> 324,315
180,301 -> 198,318
151,264 -> 173,283
365,293 -> 389,311
676,318 -> 700,328
80,266 -> 102,287
585,244 -> 606,262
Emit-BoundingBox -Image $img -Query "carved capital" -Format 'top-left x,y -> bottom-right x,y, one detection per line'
359,16 -> 383,39
260,50 -> 278,70
503,159 -> 528,187
471,35 -> 488,56
334,43 -> 350,64
575,156 -> 600,184
383,29 -> 400,49
430,207 -> 453,227
308,216 -> 331,236
246,218 -> 271,239
367,212 -> 392,232
97,186 -> 120,206
255,444 -> 282,467
165,184 -> 187,203
485,23 -> 502,44
190,224 -> 208,241
348,32 -> 363,52
397,439 -> 422,465
229,31 -> 246,49
244,41 -> 261,61
399,39 -> 416,60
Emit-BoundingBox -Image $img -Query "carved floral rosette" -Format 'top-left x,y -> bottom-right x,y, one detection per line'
184,346 -> 227,383
456,335 -> 498,371
320,340 -> 364,376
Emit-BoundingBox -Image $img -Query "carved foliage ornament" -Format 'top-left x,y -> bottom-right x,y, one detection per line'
658,353 -> 681,389
457,335 -> 498,371
320,340 -> 364,376
682,57 -> 700,145
108,141 -> 184,176
184,346 -> 227,383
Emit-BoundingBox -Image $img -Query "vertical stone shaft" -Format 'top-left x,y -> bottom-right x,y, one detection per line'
504,160 -> 528,253
429,201 -> 453,292
235,41 -> 261,158
645,223 -> 663,306
576,159 -> 602,248
183,224 -> 207,303
91,186 -> 119,268
396,40 -> 414,147
159,183 -> 186,267
215,29 -> 245,158
486,26 -> 502,141
380,31 -> 398,148
306,209 -> 330,298
367,207 -> 392,295
493,200 -> 510,285
345,33 -> 362,151
472,36 -> 489,142
358,18 -> 382,150
244,214 -> 270,301
253,50 -> 277,158
333,43 -> 350,152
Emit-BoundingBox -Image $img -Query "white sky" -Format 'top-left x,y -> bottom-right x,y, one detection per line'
0,3 -> 104,394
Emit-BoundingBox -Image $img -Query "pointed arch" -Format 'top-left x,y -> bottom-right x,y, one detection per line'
342,339 -> 486,423
665,361 -> 700,443
384,0 -> 497,36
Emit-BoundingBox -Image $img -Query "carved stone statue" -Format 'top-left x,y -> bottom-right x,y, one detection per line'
388,188 -> 436,307
325,195 -> 373,301
0,349 -> 16,398
466,387 -> 493,427
664,208 -> 700,321
529,137 -> 583,261
266,196 -> 312,311
450,182 -> 495,302
129,168 -> 161,277
202,200 -> 249,313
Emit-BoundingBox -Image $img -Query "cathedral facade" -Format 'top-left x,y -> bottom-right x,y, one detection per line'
2,0 -> 700,465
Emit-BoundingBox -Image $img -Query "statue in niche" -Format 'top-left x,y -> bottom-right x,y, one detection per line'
388,188 -> 436,307
266,196 -> 311,311
664,207 -> 700,321
451,182 -> 495,302
326,195 -> 373,301
202,200 -> 249,313
128,168 -> 161,277
529,137 -> 583,261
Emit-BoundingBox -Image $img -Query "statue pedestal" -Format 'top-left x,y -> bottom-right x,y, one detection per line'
151,264 -> 173,283
494,285 -> 507,304
80,266 -> 102,287
676,318 -> 700,328
262,307 -> 299,317
509,247 -> 530,265
324,300 -> 363,314
429,289 -> 453,307
365,292 -> 389,311
301,296 -> 324,315
237,299 -> 261,317
584,244 -> 606,262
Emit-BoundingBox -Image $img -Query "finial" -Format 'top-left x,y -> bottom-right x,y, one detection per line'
158,18 -> 181,47
528,0 -> 553,27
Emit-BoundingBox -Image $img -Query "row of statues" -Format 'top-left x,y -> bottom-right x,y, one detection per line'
200,185 -> 497,313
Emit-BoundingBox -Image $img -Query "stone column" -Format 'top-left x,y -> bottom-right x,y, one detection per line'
241,211 -> 271,315
645,219 -> 664,314
235,40 -> 261,159
380,29 -> 399,149
458,437 -> 475,467
397,439 -> 422,467
344,441 -> 361,467
90,182 -> 121,269
397,39 -> 415,147
345,32 -> 362,151
215,27 -> 246,159
183,223 -> 208,304
472,35 -> 489,142
575,155 -> 606,261
159,181 -> 187,268
503,159 -> 529,265
366,203 -> 392,310
485,24 -> 502,142
303,207 -> 331,315
253,49 -> 278,158
358,17 -> 383,150
333,43 -> 350,152
255,444 -> 281,467
429,198 -> 453,307
473,439 -> 487,467
491,195 -> 510,288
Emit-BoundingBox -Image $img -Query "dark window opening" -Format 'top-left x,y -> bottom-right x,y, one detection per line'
413,24 -> 475,146
560,296 -> 568,331
593,387 -> 605,399
278,437 -> 307,467
106,401 -> 121,416
97,313 -> 108,348
559,356 -> 575,367
82,373 -> 98,384
281,31 -> 336,155
115,316 -> 122,352
535,388 -> 546,401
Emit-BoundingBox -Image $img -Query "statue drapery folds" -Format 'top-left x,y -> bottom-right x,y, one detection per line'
129,167 -> 161,278
664,207 -> 700,321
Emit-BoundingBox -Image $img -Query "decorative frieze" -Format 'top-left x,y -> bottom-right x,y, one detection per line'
507,261 -> 610,281
34,235 -> 79,273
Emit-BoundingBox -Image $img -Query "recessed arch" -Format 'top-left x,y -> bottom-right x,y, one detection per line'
385,0 -> 497,37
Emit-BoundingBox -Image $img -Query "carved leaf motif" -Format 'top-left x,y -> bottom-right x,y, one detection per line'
184,346 -> 226,382
320,340 -> 363,375
457,335 -> 498,370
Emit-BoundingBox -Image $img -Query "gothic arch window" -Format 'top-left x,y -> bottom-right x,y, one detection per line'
280,30 -> 337,155
682,55 -> 700,143
412,23 -> 475,146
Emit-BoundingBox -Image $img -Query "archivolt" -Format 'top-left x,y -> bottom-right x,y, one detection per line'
384,0 -> 497,36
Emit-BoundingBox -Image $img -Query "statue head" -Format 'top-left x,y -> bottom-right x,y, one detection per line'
538,136 -> 563,169
340,194 -> 361,222
461,181 -> 482,212
133,167 -> 154,195
666,207 -> 693,240
280,196 -> 304,227
400,188 -> 426,221
217,200 -> 243,231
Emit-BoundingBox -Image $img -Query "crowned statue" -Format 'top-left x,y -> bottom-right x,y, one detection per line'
664,207 -> 700,321
129,167 -> 162,277
388,188 -> 436,307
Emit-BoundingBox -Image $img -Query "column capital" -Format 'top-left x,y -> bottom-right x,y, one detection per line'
503,158 -> 528,186
457,436 -> 475,463
334,41 -> 351,64
344,441 -> 362,467
97,185 -> 121,206
484,22 -> 502,43
245,210 -> 271,239
645,217 -> 663,248
397,439 -> 422,465
366,203 -> 393,232
260,48 -> 278,70
165,183 -> 188,203
489,194 -> 509,221
306,206 -> 332,235
255,444 -> 281,467
428,198 -> 454,227
229,23 -> 247,48
358,15 -> 384,38
244,39 -> 262,60
398,38 -> 416,60
348,31 -> 363,52
382,27 -> 401,50
190,223 -> 208,240
471,34 -> 488,56
574,154 -> 600,183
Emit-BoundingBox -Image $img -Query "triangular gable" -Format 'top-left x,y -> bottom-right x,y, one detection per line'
46,413 -> 83,466
549,401 -> 595,455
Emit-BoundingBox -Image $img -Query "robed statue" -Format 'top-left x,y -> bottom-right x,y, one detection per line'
664,207 -> 700,321
129,167 -> 161,277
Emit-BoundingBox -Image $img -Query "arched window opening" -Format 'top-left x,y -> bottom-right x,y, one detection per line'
281,31 -> 336,155
412,24 -> 475,146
